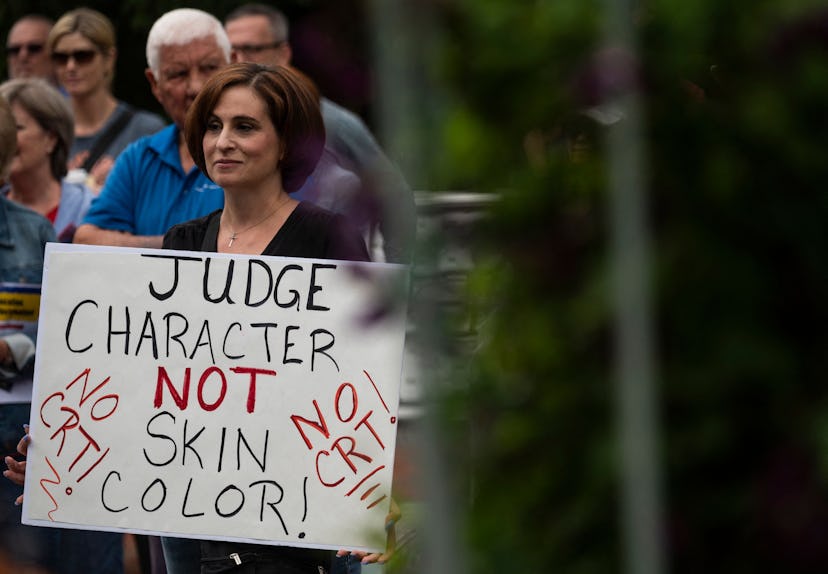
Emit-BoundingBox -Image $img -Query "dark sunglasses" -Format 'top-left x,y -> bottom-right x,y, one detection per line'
5,43 -> 45,56
51,49 -> 98,66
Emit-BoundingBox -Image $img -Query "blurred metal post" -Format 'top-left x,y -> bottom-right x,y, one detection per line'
367,0 -> 433,186
368,2 -> 465,574
605,2 -> 666,574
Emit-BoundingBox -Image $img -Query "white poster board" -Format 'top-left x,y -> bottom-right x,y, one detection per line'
22,243 -> 408,553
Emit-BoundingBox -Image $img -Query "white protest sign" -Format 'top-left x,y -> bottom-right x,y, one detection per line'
23,243 -> 408,553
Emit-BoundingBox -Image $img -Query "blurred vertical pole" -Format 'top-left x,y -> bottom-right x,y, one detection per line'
367,0 -> 429,187
605,1 -> 666,574
368,1 -> 464,574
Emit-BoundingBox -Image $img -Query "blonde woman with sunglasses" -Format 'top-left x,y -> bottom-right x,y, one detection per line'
47,8 -> 166,192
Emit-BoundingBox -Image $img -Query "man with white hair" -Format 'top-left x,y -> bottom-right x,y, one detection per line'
73,8 -> 230,248
72,11 -> 229,569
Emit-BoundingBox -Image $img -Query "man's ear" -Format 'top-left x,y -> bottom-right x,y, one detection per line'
278,43 -> 292,67
145,68 -> 160,100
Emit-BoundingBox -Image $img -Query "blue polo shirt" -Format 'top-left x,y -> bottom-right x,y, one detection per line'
82,124 -> 224,236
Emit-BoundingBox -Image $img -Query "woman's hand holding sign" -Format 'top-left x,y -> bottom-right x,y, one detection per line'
3,424 -> 30,506
337,498 -> 402,564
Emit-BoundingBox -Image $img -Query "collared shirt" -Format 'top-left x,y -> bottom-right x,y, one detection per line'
82,124 -> 225,236
54,181 -> 94,242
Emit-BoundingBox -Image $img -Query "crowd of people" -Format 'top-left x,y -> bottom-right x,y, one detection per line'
1,5 -> 412,574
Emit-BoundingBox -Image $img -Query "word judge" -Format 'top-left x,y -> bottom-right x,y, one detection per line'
143,254 -> 338,312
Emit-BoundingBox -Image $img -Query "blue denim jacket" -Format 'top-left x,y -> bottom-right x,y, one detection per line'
0,191 -> 55,283
0,195 -> 124,574
0,193 -> 54,395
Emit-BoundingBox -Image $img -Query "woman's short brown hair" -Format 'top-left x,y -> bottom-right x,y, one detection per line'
185,62 -> 324,194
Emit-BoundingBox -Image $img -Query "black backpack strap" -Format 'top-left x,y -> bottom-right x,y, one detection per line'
81,105 -> 136,172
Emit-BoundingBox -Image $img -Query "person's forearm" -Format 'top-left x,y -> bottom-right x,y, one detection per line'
74,224 -> 163,248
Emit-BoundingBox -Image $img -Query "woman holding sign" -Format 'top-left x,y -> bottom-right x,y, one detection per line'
4,62 -> 398,574
167,62 -> 369,260
165,63 -> 392,573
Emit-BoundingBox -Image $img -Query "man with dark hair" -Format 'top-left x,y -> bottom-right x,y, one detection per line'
225,3 -> 416,264
5,15 -> 56,82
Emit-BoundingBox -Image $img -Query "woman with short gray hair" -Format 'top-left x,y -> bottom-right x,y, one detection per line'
0,77 -> 94,242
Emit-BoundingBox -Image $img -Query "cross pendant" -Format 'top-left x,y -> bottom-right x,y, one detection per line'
228,232 -> 237,248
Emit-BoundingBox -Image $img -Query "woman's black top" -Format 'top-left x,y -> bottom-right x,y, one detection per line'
163,201 -> 370,262
163,200 -> 369,572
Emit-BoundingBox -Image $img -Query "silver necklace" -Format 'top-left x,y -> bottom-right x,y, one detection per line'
225,196 -> 291,248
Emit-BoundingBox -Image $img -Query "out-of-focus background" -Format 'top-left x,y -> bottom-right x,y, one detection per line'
6,0 -> 828,572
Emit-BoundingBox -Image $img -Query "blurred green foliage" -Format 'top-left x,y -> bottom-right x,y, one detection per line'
6,0 -> 828,571
426,0 -> 828,572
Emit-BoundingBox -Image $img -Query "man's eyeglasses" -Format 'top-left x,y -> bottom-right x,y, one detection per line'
231,41 -> 285,55
5,43 -> 45,57
51,49 -> 98,66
